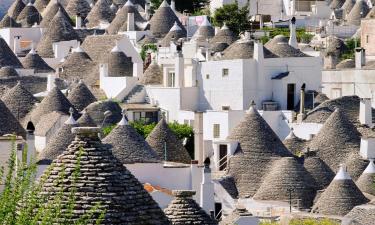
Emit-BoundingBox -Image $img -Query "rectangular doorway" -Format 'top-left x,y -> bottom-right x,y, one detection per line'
287,83 -> 296,110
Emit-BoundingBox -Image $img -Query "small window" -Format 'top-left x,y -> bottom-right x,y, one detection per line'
367,35 -> 369,44
213,124 -> 220,138
222,68 -> 229,77
222,106 -> 230,110
206,74 -> 210,79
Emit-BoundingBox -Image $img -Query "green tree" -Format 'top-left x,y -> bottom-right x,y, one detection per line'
150,0 -> 209,14
212,1 -> 250,36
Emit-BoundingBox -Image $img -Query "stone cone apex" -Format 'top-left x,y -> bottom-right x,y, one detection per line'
77,109 -> 96,127
21,47 -> 54,73
164,190 -> 217,225
36,7 -> 78,58
308,108 -> 362,177
102,110 -> 160,164
1,81 -> 38,122
8,0 -> 25,19
0,99 -> 26,138
146,117 -> 191,164
85,0 -> 115,28
29,87 -> 77,125
108,44 -> 133,77
140,60 -> 163,85
67,81 -> 97,112
312,164 -> 369,216
36,127 -> 171,224
40,0 -> 72,28
253,157 -> 317,208
356,160 -> 375,195
282,129 -> 306,155
228,103 -> 292,157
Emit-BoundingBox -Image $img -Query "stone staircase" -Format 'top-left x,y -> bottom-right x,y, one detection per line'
123,84 -> 149,104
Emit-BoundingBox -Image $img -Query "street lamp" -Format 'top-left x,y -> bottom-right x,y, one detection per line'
286,187 -> 295,213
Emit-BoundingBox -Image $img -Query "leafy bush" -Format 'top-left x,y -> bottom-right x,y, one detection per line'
140,44 -> 157,61
340,38 -> 361,60
0,140 -> 104,224
262,27 -> 314,43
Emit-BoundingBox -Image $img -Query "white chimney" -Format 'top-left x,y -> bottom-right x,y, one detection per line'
47,73 -> 57,92
200,165 -> 214,214
360,98 -> 372,126
205,48 -> 211,61
289,17 -> 298,48
355,47 -> 366,69
13,36 -> 21,55
171,0 -> 176,11
127,12 -> 135,31
145,3 -> 150,20
174,52 -> 184,87
75,15 -> 82,29
100,63 -> 109,77
253,41 -> 264,62
194,112 -> 204,164
360,138 -> 375,159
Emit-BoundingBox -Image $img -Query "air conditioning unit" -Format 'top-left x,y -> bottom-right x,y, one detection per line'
262,101 -> 278,111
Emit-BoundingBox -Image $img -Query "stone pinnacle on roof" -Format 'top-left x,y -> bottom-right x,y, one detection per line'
146,116 -> 192,164
356,159 -> 375,195
85,0 -> 115,28
1,81 -> 38,122
16,1 -> 42,27
29,87 -> 77,125
282,128 -> 306,155
37,108 -> 78,165
107,42 -> 133,77
253,157 -> 317,208
40,0 -> 72,28
140,58 -> 163,85
164,190 -> 217,225
66,0 -> 91,18
102,110 -> 160,164
67,81 -> 97,112
35,127 -> 171,224
0,37 -> 23,68
312,165 -> 369,216
0,99 -> 26,138
149,0 -> 186,38
21,45 -> 54,73
7,0 -> 25,19
36,7 -> 79,58
308,108 -> 364,179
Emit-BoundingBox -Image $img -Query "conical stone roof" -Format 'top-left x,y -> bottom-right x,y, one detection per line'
312,166 -> 369,216
37,111 -> 78,165
140,59 -> 163,85
85,0 -> 115,28
308,109 -> 362,177
108,44 -> 133,77
83,100 -> 123,127
21,47 -> 54,73
344,202 -> 375,225
324,35 -> 347,57
36,127 -> 171,224
282,129 -> 306,155
103,112 -> 160,164
77,109 -> 96,127
264,34 -> 288,48
209,24 -> 237,47
0,37 -> 23,68
253,157 -> 317,208
1,82 -> 38,122
40,0 -> 72,28
67,81 -> 97,112
34,0 -> 50,14
146,117 -> 192,164
304,155 -> 335,190
193,17 -> 215,43
164,190 -> 217,225
66,0 -> 91,18
0,15 -> 21,28
16,2 -> 42,27
149,0 -> 186,38
7,0 -> 25,19
226,104 -> 293,197
0,66 -> 19,77
29,87 -> 76,125
160,22 -> 186,47
107,0 -> 147,34
356,160 -> 375,195
266,42 -> 309,58
137,34 -> 157,45
37,8 -> 79,58
0,99 -> 26,138
346,0 -> 370,26
58,45 -> 97,85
